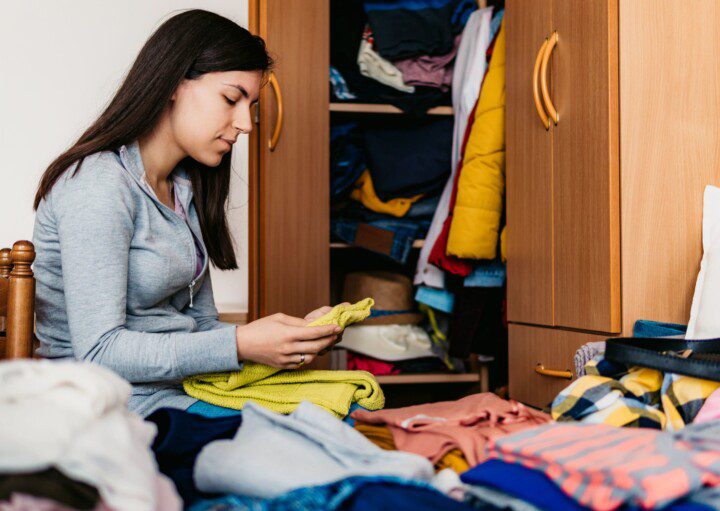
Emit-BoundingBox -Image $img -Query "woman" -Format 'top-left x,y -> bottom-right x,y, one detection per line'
32,9 -> 340,417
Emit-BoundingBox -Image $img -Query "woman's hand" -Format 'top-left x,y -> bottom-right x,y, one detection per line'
304,303 -> 350,355
235,313 -> 341,369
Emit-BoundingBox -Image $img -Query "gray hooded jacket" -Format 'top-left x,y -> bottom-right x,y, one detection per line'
32,140 -> 243,416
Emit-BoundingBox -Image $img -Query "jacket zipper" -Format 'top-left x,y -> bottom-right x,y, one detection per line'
117,146 -> 208,308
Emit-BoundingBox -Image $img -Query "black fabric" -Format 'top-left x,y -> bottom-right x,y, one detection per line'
605,337 -> 720,382
364,117 -> 452,201
395,357 -> 449,373
448,285 -> 507,388
0,468 -> 100,510
147,407 -> 243,506
365,5 -> 457,60
363,0 -> 477,60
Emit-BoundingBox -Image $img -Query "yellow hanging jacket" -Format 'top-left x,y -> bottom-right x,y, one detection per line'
447,21 -> 506,261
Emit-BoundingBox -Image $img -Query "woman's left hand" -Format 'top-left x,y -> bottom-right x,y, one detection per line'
304,306 -> 334,323
304,303 -> 350,354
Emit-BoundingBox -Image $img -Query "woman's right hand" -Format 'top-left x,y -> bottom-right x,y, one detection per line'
234,313 -> 341,369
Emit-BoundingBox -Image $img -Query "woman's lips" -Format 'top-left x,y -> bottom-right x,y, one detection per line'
219,138 -> 233,151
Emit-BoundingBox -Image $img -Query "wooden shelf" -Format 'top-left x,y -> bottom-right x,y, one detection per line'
330,103 -> 453,116
331,239 -> 425,249
376,373 -> 481,385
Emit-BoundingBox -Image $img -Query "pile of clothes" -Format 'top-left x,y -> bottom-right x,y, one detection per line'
7,352 -> 720,511
330,0 -> 479,114
330,117 -> 450,265
0,360 -> 181,511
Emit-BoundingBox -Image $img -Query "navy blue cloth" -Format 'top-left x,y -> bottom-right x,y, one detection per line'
633,320 -> 687,338
146,407 -> 243,506
364,117 -> 452,201
461,459 -> 713,511
189,475 -> 484,511
363,0 -> 476,59
331,123 -> 366,200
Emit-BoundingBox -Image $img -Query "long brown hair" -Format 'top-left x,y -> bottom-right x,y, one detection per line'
34,9 -> 273,270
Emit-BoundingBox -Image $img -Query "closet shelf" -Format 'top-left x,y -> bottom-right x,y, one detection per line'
376,373 -> 481,385
330,240 -> 425,249
330,103 -> 453,116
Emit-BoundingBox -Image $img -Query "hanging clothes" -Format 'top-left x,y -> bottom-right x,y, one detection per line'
446,20 -> 506,260
414,7 -> 494,289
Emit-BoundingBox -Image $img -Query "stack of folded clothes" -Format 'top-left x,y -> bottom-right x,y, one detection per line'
330,117 -> 451,264
330,0 -> 477,115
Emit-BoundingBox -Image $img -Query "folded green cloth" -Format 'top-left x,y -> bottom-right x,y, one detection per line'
183,298 -> 383,417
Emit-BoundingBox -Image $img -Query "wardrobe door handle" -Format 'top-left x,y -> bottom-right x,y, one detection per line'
268,73 -> 284,151
540,31 -> 559,125
535,363 -> 573,380
533,38 -> 550,130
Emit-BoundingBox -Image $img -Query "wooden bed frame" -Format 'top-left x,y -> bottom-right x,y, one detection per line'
0,240 -> 36,359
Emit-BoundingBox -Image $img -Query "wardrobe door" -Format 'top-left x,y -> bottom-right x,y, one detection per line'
251,0 -> 330,319
506,0 -> 555,326
552,0 -> 621,333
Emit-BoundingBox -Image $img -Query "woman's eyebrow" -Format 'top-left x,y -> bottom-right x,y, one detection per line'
223,83 -> 249,98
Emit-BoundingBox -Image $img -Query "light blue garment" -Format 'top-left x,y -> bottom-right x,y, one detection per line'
194,401 -> 435,499
490,9 -> 504,39
32,140 -> 242,417
415,286 -> 455,313
330,66 -> 357,100
464,259 -> 506,288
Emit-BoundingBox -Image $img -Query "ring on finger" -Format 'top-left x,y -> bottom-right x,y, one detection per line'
298,353 -> 306,366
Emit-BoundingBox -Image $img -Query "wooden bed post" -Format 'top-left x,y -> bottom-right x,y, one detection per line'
0,248 -> 11,337
5,241 -> 35,359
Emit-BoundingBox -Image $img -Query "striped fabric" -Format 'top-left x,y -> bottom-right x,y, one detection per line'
486,422 -> 720,511
551,357 -> 720,430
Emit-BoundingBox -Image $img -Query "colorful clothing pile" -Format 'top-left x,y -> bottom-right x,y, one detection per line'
484,422 -> 720,511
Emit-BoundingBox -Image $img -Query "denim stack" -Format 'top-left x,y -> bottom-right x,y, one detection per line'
330,119 -> 451,265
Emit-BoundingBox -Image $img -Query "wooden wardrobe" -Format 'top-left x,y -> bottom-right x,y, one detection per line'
247,0 -> 720,406
506,0 -> 720,407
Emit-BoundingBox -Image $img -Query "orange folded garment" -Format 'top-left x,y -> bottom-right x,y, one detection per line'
352,393 -> 551,466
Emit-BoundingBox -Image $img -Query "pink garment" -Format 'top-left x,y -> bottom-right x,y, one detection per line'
347,353 -> 400,375
695,387 -> 720,423
351,393 -> 551,466
394,35 -> 461,92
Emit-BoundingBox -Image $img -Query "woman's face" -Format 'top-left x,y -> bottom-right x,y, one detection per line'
169,70 -> 262,167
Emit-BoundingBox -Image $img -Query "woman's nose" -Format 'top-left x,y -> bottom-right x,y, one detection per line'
233,106 -> 253,134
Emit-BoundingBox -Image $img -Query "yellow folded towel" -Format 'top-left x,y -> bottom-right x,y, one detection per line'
183,366 -> 384,418
183,298 -> 384,417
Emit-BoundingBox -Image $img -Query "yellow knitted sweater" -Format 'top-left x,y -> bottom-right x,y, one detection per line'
183,298 -> 384,417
